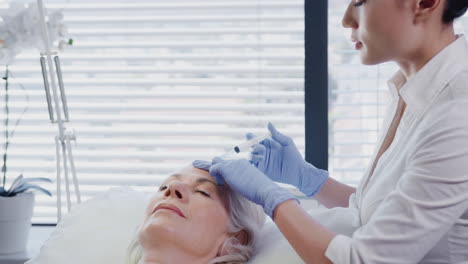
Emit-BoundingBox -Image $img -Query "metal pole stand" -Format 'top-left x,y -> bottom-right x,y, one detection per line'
37,0 -> 81,222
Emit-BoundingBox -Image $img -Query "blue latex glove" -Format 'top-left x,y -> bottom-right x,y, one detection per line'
192,158 -> 298,218
248,122 -> 329,197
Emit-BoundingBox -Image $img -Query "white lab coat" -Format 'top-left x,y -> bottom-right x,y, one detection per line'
320,35 -> 468,263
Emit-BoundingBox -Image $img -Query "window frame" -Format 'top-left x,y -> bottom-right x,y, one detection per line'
304,0 -> 328,170
29,0 -> 323,226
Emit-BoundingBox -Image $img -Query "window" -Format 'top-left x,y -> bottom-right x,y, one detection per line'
328,1 -> 468,186
1,0 -> 305,224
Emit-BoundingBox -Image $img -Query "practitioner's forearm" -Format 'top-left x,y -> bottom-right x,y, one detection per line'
273,200 -> 335,264
313,177 -> 356,208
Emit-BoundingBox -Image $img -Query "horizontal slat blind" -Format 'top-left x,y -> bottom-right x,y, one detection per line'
328,1 -> 468,186
0,0 -> 304,224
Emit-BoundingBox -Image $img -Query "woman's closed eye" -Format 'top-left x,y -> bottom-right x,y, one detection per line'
354,0 -> 366,7
196,190 -> 211,198
158,185 -> 211,198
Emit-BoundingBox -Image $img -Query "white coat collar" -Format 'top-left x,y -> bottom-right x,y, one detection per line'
386,35 -> 468,116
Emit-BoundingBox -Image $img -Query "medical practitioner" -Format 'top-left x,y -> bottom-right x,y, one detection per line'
194,0 -> 468,263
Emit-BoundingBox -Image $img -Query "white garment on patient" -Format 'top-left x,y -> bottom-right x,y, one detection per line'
320,35 -> 468,263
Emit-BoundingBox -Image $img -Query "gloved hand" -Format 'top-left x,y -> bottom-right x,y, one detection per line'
193,158 -> 298,219
248,122 -> 329,197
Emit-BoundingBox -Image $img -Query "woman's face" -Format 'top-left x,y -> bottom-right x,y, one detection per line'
138,165 -> 230,260
342,0 -> 420,65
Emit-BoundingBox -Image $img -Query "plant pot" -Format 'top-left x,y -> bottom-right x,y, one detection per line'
0,192 -> 35,255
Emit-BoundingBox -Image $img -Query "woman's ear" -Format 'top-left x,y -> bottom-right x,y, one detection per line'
216,230 -> 250,257
414,0 -> 444,23
234,230 -> 249,246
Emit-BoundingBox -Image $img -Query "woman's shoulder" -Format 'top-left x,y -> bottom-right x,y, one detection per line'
410,99 -> 468,163
421,98 -> 468,134
446,69 -> 468,98
426,66 -> 468,121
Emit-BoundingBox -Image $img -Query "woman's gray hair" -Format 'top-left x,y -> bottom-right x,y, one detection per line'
126,183 -> 266,264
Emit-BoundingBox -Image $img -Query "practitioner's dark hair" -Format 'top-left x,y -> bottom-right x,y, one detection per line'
443,0 -> 468,23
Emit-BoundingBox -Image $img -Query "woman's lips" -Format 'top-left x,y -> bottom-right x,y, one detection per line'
153,203 -> 186,218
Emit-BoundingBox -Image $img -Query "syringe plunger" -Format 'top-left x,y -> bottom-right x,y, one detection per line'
233,133 -> 271,153
220,132 -> 272,159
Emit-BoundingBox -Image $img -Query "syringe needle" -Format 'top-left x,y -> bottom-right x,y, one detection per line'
219,149 -> 236,159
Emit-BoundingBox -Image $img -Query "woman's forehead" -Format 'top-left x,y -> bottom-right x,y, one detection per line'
167,166 -> 214,182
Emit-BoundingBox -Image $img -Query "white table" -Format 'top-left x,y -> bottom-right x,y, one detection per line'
0,226 -> 55,264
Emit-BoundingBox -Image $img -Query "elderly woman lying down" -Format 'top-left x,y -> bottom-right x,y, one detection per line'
126,165 -> 266,264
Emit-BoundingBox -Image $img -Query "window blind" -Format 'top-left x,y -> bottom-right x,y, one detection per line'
0,0 -> 305,224
328,1 -> 468,186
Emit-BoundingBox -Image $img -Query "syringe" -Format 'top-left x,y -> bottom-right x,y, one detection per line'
220,132 -> 272,159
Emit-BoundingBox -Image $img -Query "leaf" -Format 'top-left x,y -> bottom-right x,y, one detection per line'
11,183 -> 52,197
7,176 -> 52,195
23,177 -> 53,183
7,174 -> 24,194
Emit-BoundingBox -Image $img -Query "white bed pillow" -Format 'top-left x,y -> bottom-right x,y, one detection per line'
248,202 -> 361,264
248,219 -> 303,264
26,187 -> 150,264
26,187 -> 305,264
28,187 -> 357,264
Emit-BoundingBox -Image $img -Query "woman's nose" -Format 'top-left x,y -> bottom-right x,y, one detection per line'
342,2 -> 358,29
164,182 -> 188,202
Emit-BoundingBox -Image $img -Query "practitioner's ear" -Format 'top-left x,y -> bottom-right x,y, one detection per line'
413,0 -> 444,23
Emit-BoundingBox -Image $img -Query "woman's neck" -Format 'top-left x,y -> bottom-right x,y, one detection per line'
396,26 -> 457,80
